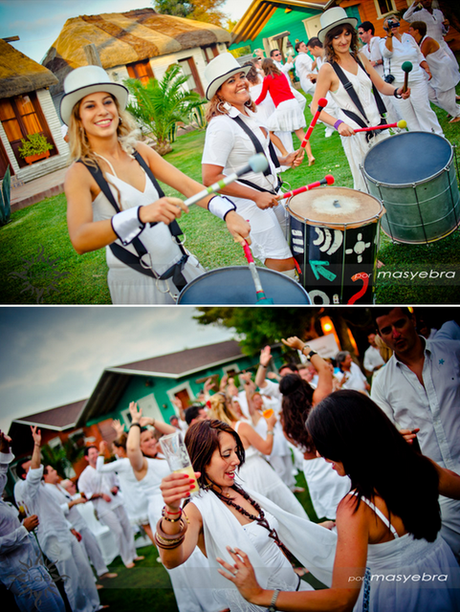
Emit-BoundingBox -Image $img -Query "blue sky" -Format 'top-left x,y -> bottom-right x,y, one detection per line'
0,0 -> 247,63
0,307 -> 235,434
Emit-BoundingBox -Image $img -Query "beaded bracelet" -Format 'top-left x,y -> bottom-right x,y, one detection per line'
162,507 -> 182,522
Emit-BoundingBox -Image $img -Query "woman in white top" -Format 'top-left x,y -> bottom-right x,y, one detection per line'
217,390 -> 460,612
202,53 -> 304,278
62,65 -> 250,304
379,15 -> 443,135
311,7 -> 410,192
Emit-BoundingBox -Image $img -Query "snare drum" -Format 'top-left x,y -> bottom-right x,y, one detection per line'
177,266 -> 311,305
287,187 -> 384,305
363,132 -> 460,244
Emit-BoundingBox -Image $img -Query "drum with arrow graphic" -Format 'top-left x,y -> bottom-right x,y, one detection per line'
287,187 -> 384,305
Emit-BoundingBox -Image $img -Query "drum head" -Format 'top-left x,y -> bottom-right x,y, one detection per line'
363,132 -> 452,186
177,267 -> 311,305
287,187 -> 383,229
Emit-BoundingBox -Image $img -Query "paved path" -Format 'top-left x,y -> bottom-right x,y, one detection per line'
11,167 -> 68,212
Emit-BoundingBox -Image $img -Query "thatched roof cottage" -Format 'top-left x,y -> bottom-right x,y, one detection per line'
0,40 -> 69,181
43,7 -> 231,104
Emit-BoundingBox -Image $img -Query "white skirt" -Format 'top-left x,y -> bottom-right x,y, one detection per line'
267,98 -> 306,132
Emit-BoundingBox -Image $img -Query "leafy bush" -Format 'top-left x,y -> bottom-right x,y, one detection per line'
125,64 -> 206,155
0,166 -> 11,227
18,133 -> 54,158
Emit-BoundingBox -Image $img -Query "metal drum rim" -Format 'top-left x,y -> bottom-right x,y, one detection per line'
177,265 -> 311,305
363,131 -> 454,188
286,186 -> 384,230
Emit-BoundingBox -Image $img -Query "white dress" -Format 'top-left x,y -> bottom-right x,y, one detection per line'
91,155 -> 204,304
353,496 -> 460,612
138,458 -> 216,612
329,63 -> 391,192
302,457 -> 351,520
234,421 -> 309,520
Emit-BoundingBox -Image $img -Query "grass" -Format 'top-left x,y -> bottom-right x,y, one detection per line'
1,87 -> 459,304
96,471 -> 323,612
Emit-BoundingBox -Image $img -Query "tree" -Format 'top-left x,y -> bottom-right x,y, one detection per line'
194,307 -> 376,361
125,64 -> 205,155
153,0 -> 193,18
153,0 -> 227,27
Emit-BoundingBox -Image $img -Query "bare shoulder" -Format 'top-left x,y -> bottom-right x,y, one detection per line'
64,160 -> 93,190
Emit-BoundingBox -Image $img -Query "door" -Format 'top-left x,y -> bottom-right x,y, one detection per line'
303,15 -> 322,40
179,57 -> 205,98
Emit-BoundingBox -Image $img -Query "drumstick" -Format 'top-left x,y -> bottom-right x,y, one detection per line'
242,241 -> 274,304
184,154 -> 268,207
300,97 -> 328,149
401,61 -> 412,94
279,175 -> 335,199
353,120 -> 407,133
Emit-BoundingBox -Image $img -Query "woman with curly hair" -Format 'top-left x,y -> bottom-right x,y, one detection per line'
208,392 -> 309,519
310,7 -> 410,191
157,419 -> 337,612
218,391 -> 460,612
62,65 -> 249,304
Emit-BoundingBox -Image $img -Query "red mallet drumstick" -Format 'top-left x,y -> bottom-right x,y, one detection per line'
242,241 -> 274,304
401,61 -> 412,94
300,97 -> 328,148
353,119 -> 407,133
279,175 -> 335,199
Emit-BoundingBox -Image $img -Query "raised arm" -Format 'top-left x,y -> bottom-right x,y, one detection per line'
237,419 -> 275,456
126,402 -> 148,474
255,346 -> 272,389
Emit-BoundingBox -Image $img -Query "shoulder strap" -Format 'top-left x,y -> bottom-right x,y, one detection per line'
354,55 -> 387,118
329,60 -> 369,125
349,492 -> 399,538
231,115 -> 280,174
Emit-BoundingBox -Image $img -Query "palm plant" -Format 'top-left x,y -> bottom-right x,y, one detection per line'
125,64 -> 205,155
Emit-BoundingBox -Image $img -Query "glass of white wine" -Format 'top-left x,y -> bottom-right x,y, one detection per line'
160,431 -> 199,495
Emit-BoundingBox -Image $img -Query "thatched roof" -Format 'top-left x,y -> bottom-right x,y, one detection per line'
43,8 -> 231,94
0,39 -> 58,98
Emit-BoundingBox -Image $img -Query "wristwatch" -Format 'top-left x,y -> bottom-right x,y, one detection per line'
302,345 -> 318,361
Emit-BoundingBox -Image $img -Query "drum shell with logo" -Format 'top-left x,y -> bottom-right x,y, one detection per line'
177,266 -> 311,305
362,132 -> 460,244
287,187 -> 384,305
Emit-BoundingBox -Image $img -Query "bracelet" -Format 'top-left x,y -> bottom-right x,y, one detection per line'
111,206 -> 145,245
259,363 -> 267,369
305,349 -> 318,362
163,505 -> 182,515
393,88 -> 402,99
208,195 -> 237,221
333,119 -> 343,130
130,422 -> 141,429
162,507 -> 182,522
155,517 -> 187,549
267,430 -> 274,436
268,588 -> 281,612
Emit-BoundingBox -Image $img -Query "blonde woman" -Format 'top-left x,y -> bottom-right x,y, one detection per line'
208,393 -> 309,519
62,65 -> 250,304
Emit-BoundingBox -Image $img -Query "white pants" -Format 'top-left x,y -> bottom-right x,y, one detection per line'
80,525 -> 109,577
428,85 -> 460,118
392,77 -> 443,135
99,505 -> 136,566
44,535 -> 99,612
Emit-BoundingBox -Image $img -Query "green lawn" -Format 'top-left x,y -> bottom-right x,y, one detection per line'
1,90 -> 459,304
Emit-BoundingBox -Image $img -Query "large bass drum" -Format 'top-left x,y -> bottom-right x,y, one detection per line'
287,187 -> 384,305
177,266 -> 311,305
363,131 -> 460,244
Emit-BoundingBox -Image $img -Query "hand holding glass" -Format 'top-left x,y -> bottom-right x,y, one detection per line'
160,431 -> 199,494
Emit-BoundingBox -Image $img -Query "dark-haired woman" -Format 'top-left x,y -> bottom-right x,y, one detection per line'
217,390 -> 460,612
311,7 -> 410,191
255,59 -> 315,166
158,419 -> 337,612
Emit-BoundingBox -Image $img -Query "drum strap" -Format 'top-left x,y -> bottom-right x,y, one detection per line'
231,116 -> 281,174
330,58 -> 387,141
77,151 -> 189,291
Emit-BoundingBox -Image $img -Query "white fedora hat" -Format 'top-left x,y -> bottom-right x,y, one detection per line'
204,53 -> 250,101
60,65 -> 129,126
317,7 -> 358,43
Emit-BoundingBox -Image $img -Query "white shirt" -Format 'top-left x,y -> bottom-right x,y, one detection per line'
77,464 -> 123,517
361,37 -> 384,77
14,465 -> 73,551
202,106 -> 279,198
337,362 -> 369,394
363,345 -> 385,372
371,337 -> 460,471
380,33 -> 427,83
295,52 -> 316,93
258,378 -> 282,401
44,482 -> 88,531
274,59 -> 292,75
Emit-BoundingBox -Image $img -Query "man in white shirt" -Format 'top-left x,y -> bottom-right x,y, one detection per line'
335,351 -> 370,395
270,48 -> 293,76
363,332 -> 385,377
371,307 -> 460,558
14,428 -> 102,612
78,446 -> 139,569
294,41 -> 316,96
43,465 -> 117,581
